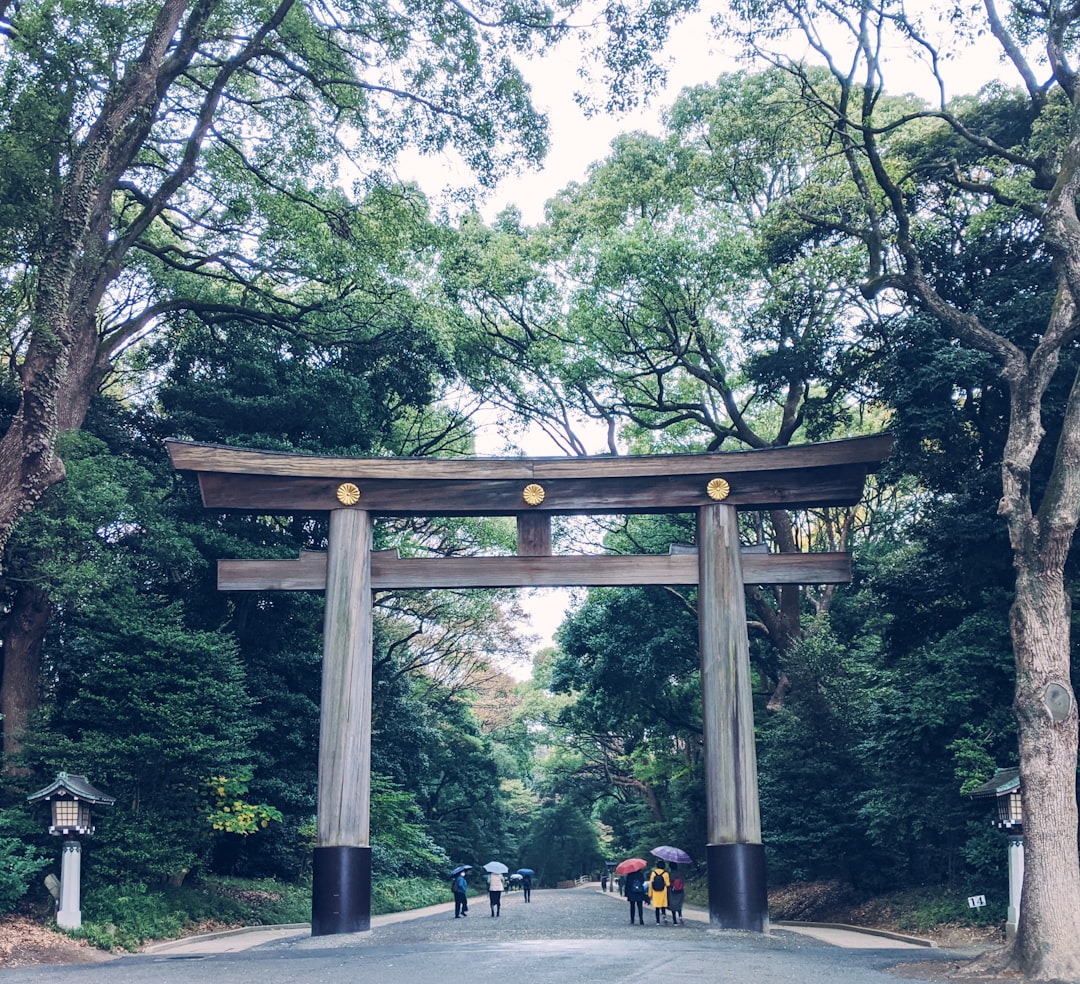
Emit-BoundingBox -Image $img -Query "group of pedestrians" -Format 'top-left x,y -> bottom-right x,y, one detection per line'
454,862 -> 687,926
451,867 -> 532,918
624,860 -> 685,925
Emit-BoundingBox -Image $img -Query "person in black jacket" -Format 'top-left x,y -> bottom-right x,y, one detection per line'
624,868 -> 648,924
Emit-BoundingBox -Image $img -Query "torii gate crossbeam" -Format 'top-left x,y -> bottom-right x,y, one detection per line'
167,434 -> 892,937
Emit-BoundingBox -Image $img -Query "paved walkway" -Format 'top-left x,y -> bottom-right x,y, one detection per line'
142,885 -> 936,956
1,885 -> 995,984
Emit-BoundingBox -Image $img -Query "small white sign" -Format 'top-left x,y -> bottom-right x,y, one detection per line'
967,895 -> 986,908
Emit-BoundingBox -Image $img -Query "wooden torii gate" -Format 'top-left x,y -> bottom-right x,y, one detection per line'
167,433 -> 892,936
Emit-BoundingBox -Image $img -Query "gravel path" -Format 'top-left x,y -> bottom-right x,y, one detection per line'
327,885 -> 709,946
283,886 -> 982,975
1,886 -> 1010,984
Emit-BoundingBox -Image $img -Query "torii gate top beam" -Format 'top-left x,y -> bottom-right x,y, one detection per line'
166,434 -> 893,516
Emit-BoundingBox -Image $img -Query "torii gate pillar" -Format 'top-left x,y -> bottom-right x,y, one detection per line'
312,508 -> 373,934
699,504 -> 766,930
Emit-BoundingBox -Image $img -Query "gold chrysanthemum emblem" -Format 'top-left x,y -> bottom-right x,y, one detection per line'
522,483 -> 546,506
706,477 -> 731,501
335,483 -> 361,506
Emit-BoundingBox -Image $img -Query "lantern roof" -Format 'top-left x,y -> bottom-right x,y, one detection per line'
965,767 -> 1020,799
26,772 -> 115,806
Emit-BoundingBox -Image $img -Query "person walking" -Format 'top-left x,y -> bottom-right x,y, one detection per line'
600,872 -> 608,893
668,874 -> 685,925
452,871 -> 469,918
488,870 -> 505,916
521,872 -> 532,902
647,861 -> 671,924
625,867 -> 647,925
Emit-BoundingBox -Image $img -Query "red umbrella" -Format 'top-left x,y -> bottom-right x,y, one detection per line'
614,857 -> 647,875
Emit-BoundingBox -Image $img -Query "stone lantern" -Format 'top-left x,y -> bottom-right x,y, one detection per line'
966,766 -> 1022,940
27,772 -> 115,930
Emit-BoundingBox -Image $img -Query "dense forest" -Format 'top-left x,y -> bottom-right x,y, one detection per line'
2,0 -> 1080,979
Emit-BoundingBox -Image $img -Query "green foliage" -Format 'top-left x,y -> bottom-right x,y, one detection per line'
450,67 -> 880,468
72,873 -> 467,950
414,703 -> 511,863
371,876 -> 452,915
149,285 -> 453,458
77,882 -> 193,951
76,877 -> 311,951
370,774 -> 451,878
546,574 -> 705,863
143,308 -> 526,884
204,772 -> 283,836
23,585 -> 255,885
7,19 -> 1066,948
203,877 -> 313,926
6,422 -> 257,886
890,887 -> 1007,934
757,622 -> 881,885
519,799 -> 605,885
0,808 -> 50,914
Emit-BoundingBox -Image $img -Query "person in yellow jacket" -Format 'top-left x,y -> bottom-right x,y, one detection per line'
646,861 -> 671,924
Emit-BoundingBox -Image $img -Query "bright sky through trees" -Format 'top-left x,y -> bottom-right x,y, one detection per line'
402,5 -> 1011,225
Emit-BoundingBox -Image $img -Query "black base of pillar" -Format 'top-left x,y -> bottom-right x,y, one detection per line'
312,846 -> 371,936
707,843 -> 768,931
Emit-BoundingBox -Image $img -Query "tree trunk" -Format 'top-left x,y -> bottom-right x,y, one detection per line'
748,509 -> 817,709
1010,559 -> 1080,978
0,583 -> 51,769
972,356 -> 1080,979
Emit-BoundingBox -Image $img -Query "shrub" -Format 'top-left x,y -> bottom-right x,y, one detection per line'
76,876 -> 310,951
895,888 -> 1006,932
78,881 -> 192,950
69,873 -> 452,951
371,876 -> 450,914
0,810 -> 50,914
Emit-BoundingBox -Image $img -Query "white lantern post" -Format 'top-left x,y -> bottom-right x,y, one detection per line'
27,773 -> 115,931
966,767 -> 1023,941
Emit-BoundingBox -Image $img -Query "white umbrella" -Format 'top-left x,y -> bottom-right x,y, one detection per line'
483,860 -> 509,873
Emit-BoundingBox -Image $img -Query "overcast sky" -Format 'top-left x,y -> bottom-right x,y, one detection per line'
401,4 -> 1011,226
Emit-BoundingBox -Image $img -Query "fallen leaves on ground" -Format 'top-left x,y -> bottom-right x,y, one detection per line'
0,915 -> 114,967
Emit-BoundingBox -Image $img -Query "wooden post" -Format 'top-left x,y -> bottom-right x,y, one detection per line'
516,513 -> 552,556
698,504 -> 768,931
312,507 -> 372,935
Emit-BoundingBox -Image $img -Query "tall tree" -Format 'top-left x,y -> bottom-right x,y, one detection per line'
444,78 -> 888,702
0,0 -> 694,759
0,0 -> 697,556
146,304 -> 534,873
715,1 -> 1080,975
9,427 -> 256,885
